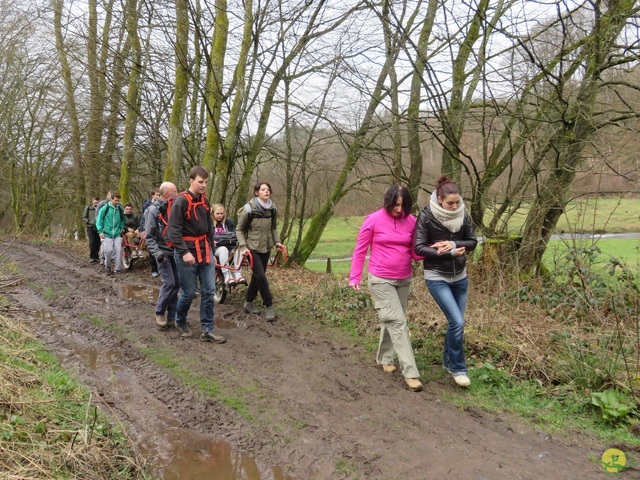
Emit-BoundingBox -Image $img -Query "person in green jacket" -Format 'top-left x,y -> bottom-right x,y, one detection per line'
96,193 -> 126,274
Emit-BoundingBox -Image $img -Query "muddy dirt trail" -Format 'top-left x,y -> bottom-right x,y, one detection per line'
4,240 -> 609,479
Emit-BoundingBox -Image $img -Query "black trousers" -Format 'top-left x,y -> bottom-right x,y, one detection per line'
246,250 -> 273,307
87,227 -> 100,260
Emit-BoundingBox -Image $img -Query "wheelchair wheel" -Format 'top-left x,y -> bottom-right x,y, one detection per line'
122,245 -> 135,270
214,268 -> 227,304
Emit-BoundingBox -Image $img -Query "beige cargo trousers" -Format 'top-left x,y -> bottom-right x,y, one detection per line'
367,274 -> 420,379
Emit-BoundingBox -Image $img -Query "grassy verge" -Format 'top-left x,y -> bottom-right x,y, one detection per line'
271,265 -> 640,448
0,311 -> 150,478
0,258 -> 149,479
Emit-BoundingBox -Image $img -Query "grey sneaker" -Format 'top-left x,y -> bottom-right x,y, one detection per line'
243,301 -> 261,315
200,331 -> 226,344
176,323 -> 192,338
155,313 -> 167,328
265,306 -> 276,322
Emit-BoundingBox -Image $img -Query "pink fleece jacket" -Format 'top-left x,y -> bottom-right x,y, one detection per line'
349,208 -> 422,285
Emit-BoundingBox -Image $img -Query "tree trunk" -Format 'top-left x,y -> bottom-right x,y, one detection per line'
164,0 -> 190,185
202,0 -> 229,192
440,0 -> 490,183
52,0 -> 85,237
516,0 -> 636,275
291,60 -> 391,266
118,0 -> 142,203
407,0 -> 438,201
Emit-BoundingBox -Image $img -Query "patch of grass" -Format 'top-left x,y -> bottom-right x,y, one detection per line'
140,346 -> 253,419
444,369 -> 640,446
84,313 -> 113,331
335,457 -> 361,478
0,311 -> 149,478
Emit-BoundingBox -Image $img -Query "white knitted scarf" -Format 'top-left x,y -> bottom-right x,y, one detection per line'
429,191 -> 465,233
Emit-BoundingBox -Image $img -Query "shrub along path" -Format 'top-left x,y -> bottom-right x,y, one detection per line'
4,240 -> 608,479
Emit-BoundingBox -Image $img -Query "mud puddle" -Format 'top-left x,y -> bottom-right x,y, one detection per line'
36,309 -> 288,480
112,283 -> 239,330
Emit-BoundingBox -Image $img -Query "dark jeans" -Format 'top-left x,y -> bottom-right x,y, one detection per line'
174,251 -> 215,333
246,250 -> 272,307
87,226 -> 100,260
156,255 -> 180,320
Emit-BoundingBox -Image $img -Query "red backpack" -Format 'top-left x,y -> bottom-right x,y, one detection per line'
159,191 -> 210,247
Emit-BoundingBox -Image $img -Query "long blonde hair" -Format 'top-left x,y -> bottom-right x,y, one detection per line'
212,203 -> 226,225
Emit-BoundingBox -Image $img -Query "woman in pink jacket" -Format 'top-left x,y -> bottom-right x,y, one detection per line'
349,185 -> 423,392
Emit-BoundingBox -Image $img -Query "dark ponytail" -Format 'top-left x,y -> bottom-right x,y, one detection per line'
435,175 -> 459,200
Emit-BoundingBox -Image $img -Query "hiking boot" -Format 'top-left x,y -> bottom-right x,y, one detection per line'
405,378 -> 423,392
155,314 -> 167,328
243,301 -> 261,315
453,374 -> 471,387
165,320 -> 176,330
176,323 -> 192,338
200,331 -> 226,344
265,306 -> 276,322
381,364 -> 396,373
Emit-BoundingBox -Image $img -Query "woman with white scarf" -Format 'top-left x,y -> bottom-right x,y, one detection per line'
236,181 -> 283,322
413,176 -> 477,387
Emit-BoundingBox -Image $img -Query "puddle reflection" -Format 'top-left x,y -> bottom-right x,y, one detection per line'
36,309 -> 291,480
113,283 -> 159,303
215,318 -> 237,329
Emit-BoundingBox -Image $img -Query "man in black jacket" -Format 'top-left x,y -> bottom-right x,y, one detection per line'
82,197 -> 100,263
166,166 -> 225,344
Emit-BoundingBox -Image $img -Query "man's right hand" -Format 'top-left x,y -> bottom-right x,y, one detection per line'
183,252 -> 196,265
99,233 -> 105,239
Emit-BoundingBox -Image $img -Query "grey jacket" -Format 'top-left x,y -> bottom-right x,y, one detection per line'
144,199 -> 174,260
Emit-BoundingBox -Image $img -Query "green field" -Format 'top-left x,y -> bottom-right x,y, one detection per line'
295,198 -> 640,277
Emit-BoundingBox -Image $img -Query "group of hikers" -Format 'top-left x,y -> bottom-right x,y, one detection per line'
82,166 -> 282,344
82,169 -> 475,392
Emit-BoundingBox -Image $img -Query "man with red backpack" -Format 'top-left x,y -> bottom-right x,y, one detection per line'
144,181 -> 179,330
166,166 -> 225,344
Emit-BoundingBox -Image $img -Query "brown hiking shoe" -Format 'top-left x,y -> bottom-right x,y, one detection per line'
200,332 -> 226,344
155,314 -> 167,328
405,378 -> 423,392
381,364 -> 396,373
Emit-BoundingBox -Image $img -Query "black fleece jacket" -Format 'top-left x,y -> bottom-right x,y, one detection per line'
413,205 -> 477,277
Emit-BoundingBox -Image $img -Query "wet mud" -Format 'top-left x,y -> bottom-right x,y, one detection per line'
4,240 -> 609,479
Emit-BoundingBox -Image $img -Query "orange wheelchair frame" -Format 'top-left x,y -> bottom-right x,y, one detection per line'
213,244 -> 288,304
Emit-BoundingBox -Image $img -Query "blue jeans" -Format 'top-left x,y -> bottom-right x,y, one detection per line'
426,277 -> 468,375
174,251 -> 215,333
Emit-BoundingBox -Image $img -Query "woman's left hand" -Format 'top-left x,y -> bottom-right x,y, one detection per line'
432,241 -> 452,254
